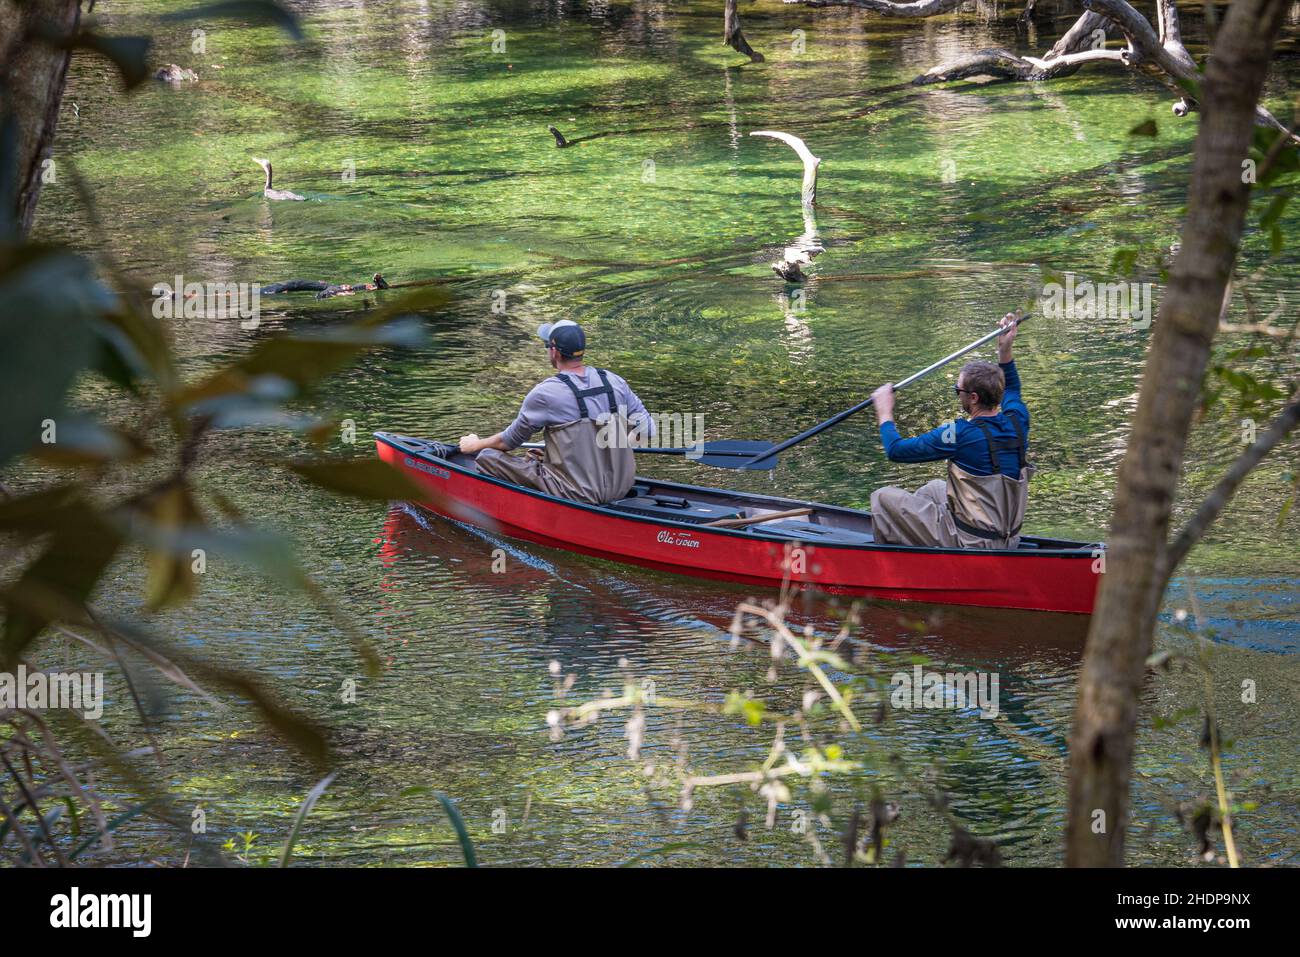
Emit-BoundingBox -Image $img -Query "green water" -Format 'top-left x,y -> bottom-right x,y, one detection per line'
18,0 -> 1300,865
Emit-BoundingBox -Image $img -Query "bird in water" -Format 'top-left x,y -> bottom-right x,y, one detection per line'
252,157 -> 305,201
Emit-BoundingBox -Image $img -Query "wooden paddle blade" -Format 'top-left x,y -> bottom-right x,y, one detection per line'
691,440 -> 778,470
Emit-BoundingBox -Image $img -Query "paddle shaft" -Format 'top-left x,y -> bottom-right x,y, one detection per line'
744,313 -> 1030,467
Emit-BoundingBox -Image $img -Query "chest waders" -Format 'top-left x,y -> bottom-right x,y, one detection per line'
945,410 -> 1033,549
547,369 -> 636,505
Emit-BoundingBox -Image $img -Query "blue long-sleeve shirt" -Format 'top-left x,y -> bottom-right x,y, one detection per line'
879,361 -> 1029,477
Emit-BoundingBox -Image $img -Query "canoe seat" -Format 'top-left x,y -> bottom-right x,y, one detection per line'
608,494 -> 743,525
749,520 -> 874,545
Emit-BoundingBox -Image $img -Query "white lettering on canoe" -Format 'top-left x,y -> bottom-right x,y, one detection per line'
404,456 -> 450,479
656,530 -> 700,549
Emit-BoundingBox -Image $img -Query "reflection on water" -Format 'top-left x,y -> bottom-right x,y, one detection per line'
24,0 -> 1300,865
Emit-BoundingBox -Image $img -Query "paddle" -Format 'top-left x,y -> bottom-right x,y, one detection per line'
519,438 -> 780,471
741,311 -> 1030,468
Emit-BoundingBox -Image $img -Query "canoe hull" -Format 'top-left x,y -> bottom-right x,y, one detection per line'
375,433 -> 1102,615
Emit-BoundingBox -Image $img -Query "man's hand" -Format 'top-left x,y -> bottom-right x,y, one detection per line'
872,383 -> 895,424
458,433 -> 483,454
997,312 -> 1017,363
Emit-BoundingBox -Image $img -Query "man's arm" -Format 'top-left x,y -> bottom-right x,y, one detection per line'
460,385 -> 549,453
879,421 -> 960,463
871,379 -> 958,461
996,313 -> 1029,427
458,431 -> 510,454
616,377 -> 656,444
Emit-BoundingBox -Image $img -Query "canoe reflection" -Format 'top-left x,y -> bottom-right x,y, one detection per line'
378,503 -> 1089,662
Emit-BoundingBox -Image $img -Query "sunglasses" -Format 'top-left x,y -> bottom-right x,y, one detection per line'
953,386 -> 975,396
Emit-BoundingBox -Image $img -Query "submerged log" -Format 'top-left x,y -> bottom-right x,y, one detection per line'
260,273 -> 389,300
771,207 -> 825,282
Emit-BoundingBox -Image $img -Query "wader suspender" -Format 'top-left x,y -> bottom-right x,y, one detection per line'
950,411 -> 1028,541
554,369 -> 616,419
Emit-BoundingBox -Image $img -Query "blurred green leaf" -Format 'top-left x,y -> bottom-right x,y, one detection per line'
0,248 -> 114,468
1,515 -> 124,668
91,308 -> 175,392
129,511 -> 309,596
287,457 -> 431,502
1250,127 -> 1300,185
30,25 -> 152,90
162,1 -> 306,41
29,414 -> 150,466
173,316 -> 431,410
280,771 -> 336,867
141,484 -> 203,610
0,483 -> 93,537
1259,192 -> 1290,231
74,33 -> 153,89
96,617 -> 331,768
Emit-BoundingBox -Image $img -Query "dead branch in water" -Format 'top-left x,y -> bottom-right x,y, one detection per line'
260,273 -> 389,300
785,0 -> 1299,141
724,0 -> 765,62
751,131 -> 825,281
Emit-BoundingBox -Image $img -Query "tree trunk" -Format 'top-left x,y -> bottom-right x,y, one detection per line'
1064,0 -> 1288,867
0,0 -> 81,238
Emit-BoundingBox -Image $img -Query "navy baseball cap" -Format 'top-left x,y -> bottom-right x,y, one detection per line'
537,319 -> 586,358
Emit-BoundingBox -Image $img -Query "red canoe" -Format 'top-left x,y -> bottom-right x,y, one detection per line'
375,432 -> 1104,614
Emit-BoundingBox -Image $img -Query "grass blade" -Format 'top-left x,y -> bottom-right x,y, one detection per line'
279,771 -> 336,867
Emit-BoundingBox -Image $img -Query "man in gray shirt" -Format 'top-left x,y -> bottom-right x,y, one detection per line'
458,320 -> 655,504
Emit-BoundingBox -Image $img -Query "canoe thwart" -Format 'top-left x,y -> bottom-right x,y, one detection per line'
705,507 -> 813,529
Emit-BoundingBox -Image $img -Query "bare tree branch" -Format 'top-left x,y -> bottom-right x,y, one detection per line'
751,130 -> 821,207
783,0 -> 965,14
785,0 -> 1299,141
1161,387 -> 1300,578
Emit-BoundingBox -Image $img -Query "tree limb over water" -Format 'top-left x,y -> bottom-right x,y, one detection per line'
784,0 -> 966,15
1160,385 -> 1300,582
784,0 -> 1299,141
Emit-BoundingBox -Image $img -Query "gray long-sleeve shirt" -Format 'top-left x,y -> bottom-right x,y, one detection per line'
499,367 -> 655,450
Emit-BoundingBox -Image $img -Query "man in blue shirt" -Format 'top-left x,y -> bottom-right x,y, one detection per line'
868,314 -> 1032,548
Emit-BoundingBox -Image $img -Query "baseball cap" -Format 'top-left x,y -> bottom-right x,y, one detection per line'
536,319 -> 586,358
